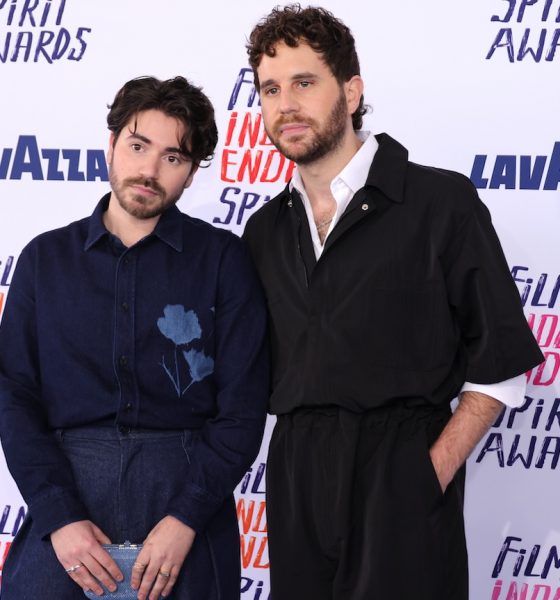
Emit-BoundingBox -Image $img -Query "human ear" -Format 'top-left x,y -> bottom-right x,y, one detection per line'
106,133 -> 116,164
345,75 -> 364,115
184,164 -> 198,189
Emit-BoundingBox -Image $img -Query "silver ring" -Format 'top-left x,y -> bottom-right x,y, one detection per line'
65,563 -> 83,574
158,570 -> 171,579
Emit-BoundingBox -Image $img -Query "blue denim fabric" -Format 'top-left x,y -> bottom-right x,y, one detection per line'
0,194 -> 269,538
84,543 -> 144,600
1,426 -> 240,600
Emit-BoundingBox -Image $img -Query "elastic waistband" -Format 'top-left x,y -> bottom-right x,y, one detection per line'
276,402 -> 451,428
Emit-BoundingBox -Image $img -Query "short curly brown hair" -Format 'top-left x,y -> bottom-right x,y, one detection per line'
247,4 -> 366,130
107,76 -> 218,168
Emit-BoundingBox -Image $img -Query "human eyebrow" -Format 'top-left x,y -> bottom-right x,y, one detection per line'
291,71 -> 317,81
259,78 -> 278,90
260,72 -> 318,90
164,145 -> 187,156
127,132 -> 189,158
127,132 -> 152,145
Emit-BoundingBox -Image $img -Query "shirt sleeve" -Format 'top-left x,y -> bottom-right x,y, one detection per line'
165,237 -> 269,532
440,179 -> 543,383
0,244 -> 90,539
461,374 -> 527,408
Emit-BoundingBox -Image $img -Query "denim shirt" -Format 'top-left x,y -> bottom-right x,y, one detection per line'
0,194 -> 269,538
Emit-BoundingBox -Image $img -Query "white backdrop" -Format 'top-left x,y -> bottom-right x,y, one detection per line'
0,1 -> 558,598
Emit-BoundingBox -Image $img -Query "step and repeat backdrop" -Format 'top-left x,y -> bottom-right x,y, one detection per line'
0,1 -> 558,598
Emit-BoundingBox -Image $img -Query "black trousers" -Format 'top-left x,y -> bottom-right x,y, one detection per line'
266,405 -> 468,600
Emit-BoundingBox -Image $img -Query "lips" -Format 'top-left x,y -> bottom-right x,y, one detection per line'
125,178 -> 164,199
279,122 -> 309,136
275,115 -> 312,134
131,184 -> 159,197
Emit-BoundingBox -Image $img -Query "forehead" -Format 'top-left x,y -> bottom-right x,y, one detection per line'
123,109 -> 187,145
257,41 -> 333,82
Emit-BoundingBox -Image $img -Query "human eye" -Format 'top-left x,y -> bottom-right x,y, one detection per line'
263,86 -> 279,96
165,154 -> 184,165
297,80 -> 312,89
130,142 -> 143,152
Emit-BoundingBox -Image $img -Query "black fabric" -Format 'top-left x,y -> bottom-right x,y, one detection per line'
266,406 -> 468,600
243,133 -> 544,415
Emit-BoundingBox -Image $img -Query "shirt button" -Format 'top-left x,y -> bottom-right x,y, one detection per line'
121,302 -> 129,311
125,402 -> 133,411
361,203 -> 369,211
119,355 -> 128,367
118,425 -> 130,434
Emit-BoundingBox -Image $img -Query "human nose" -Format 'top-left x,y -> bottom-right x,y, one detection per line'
278,88 -> 299,114
139,152 -> 160,179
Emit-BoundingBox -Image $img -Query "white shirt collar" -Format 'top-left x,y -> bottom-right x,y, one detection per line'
290,131 -> 379,258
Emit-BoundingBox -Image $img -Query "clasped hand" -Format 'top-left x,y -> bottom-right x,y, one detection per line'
52,516 -> 195,599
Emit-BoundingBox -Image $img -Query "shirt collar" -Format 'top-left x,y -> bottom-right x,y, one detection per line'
364,133 -> 408,204
335,130 -> 379,196
84,193 -> 111,250
289,132 -> 379,257
84,193 -> 184,252
290,131 -> 379,206
285,133 -> 410,207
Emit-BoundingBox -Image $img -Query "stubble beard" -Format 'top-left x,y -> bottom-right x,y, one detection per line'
267,89 -> 348,166
109,168 -> 181,220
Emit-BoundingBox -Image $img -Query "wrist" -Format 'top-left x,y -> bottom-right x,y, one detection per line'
429,446 -> 456,492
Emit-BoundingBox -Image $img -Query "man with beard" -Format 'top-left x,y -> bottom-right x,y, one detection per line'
242,6 -> 543,600
0,76 -> 269,600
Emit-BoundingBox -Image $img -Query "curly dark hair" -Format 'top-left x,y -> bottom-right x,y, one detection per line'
107,76 -> 218,167
247,4 -> 366,130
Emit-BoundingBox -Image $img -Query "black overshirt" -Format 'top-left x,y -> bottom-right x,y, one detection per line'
243,134 -> 543,415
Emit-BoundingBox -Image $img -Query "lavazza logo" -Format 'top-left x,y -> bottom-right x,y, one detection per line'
470,141 -> 560,190
0,0 -> 92,63
0,135 -> 108,182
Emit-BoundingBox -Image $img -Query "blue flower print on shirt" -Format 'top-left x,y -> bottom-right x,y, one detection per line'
183,349 -> 215,387
157,304 -> 201,345
157,304 -> 214,396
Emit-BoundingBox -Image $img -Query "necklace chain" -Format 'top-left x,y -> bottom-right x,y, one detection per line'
316,217 -> 333,230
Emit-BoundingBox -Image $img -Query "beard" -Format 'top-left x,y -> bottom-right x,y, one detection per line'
266,88 -> 348,165
109,169 -> 182,220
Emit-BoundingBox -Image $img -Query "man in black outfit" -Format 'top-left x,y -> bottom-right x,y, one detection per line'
243,5 -> 543,599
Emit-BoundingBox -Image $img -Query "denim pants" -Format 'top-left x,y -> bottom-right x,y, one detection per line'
1,425 -> 240,599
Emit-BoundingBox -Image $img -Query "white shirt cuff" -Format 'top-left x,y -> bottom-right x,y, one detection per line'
460,374 -> 527,408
